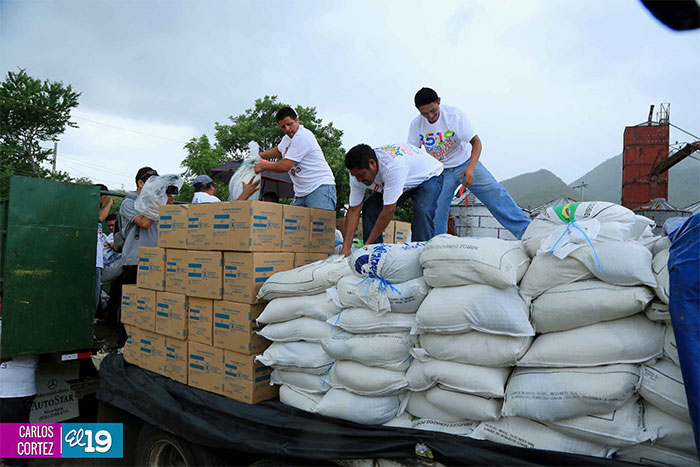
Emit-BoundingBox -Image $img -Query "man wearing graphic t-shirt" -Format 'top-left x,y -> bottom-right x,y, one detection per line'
408,87 -> 531,239
340,143 -> 444,256
255,107 -> 336,211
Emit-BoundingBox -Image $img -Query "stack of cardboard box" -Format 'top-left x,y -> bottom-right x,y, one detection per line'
336,218 -> 412,244
122,200 -> 336,404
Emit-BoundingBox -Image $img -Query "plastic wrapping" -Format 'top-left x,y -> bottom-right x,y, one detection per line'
229,141 -> 262,201
133,174 -> 184,220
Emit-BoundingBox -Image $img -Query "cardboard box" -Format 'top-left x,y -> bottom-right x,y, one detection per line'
187,250 -> 222,299
165,337 -> 188,385
137,246 -> 165,291
382,220 -> 395,244
123,325 -> 140,365
294,252 -> 329,268
223,350 -> 277,404
309,208 -> 335,254
165,248 -> 188,295
394,221 -> 411,243
135,288 -> 157,332
158,204 -> 189,249
187,203 -> 214,250
188,341 -> 225,395
121,284 -> 139,326
206,200 -> 281,252
138,330 -> 165,376
213,301 -> 267,354
337,216 -> 362,240
155,291 -> 188,340
188,297 -> 214,346
223,252 -> 294,304
281,205 -> 310,252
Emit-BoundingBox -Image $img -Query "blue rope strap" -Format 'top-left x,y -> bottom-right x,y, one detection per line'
320,361 -> 335,389
357,275 -> 402,296
548,220 -> 602,272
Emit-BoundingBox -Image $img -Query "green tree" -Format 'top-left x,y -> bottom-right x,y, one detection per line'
0,68 -> 80,194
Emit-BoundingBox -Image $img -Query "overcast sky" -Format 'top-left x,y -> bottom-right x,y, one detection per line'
2,0 -> 698,191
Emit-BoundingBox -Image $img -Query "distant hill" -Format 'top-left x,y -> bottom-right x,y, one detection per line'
500,169 -> 579,209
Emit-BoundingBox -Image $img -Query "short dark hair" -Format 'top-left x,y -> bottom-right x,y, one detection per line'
275,106 -> 297,122
94,183 -> 108,192
135,167 -> 157,185
261,192 -> 279,203
345,144 -> 377,170
106,213 -> 117,221
196,182 -> 214,193
414,87 -> 439,107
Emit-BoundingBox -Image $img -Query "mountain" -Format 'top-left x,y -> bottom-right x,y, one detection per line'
500,169 -> 579,209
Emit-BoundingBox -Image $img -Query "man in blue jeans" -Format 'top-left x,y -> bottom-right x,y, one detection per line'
340,143 -> 444,256
408,87 -> 531,239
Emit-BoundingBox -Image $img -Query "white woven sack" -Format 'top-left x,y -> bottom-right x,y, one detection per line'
503,364 -> 640,421
335,275 -> 428,314
639,358 -> 691,422
407,387 -> 502,422
569,242 -> 656,288
257,317 -> 333,344
313,388 -> 400,425
321,333 -> 411,370
256,342 -> 333,374
279,385 -> 323,413
415,285 -> 534,337
327,360 -> 407,396
419,235 -> 530,288
650,236 -> 672,256
545,398 -> 652,447
257,256 -> 351,300
644,402 -> 697,455
614,443 -> 699,466
406,358 -> 510,397
228,142 -> 262,201
469,417 -> 614,459
383,413 -> 479,437
519,254 -> 594,302
327,308 -> 416,334
134,174 -> 184,220
257,294 -> 339,324
663,325 -> 680,366
531,280 -> 654,333
645,301 -> 671,322
652,248 -> 670,304
348,242 -> 425,283
271,369 -> 330,393
415,332 -> 532,367
517,314 -> 665,367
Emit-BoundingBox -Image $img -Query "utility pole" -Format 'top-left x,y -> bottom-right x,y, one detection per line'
571,181 -> 588,202
52,142 -> 57,176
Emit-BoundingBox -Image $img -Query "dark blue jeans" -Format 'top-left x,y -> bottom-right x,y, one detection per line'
362,174 -> 444,243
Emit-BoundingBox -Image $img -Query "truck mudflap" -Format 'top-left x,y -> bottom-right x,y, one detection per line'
97,354 -> 625,466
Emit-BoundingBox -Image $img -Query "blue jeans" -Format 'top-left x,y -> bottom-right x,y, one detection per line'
362,174 -> 443,243
293,184 -> 337,211
435,160 -> 532,239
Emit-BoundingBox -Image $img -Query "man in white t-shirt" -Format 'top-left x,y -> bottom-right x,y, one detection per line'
408,87 -> 531,239
255,107 -> 336,211
191,174 -> 260,203
340,143 -> 443,256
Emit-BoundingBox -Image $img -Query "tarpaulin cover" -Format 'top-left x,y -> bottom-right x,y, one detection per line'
668,213 -> 700,457
97,354 -> 629,466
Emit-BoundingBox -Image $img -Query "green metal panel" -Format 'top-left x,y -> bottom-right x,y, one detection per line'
0,176 -> 97,359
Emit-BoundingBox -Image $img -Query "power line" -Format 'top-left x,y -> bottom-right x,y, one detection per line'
669,123 -> 700,141
57,152 -> 135,177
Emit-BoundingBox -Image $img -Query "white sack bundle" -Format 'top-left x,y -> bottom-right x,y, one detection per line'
569,241 -> 656,288
614,443 -> 699,466
503,365 -> 640,421
663,325 -> 680,366
468,417 -> 614,459
531,280 -> 654,333
406,358 -> 510,397
327,360 -> 407,396
228,141 -> 261,201
644,402 -> 698,455
652,248 -> 670,304
545,398 -> 652,447
639,358 -> 691,422
256,342 -> 334,374
256,294 -> 339,324
383,413 -> 479,437
335,275 -> 428,314
519,254 -> 594,302
349,242 -> 425,283
134,174 -> 184,220
517,314 -> 664,367
407,387 -> 502,422
271,369 -> 330,394
279,384 -> 324,413
415,332 -> 532,367
257,317 -> 334,343
415,285 -> 534,337
419,235 -> 530,288
313,388 -> 400,425
321,333 -> 411,370
645,301 -> 671,322
327,308 -> 416,334
257,256 -> 351,300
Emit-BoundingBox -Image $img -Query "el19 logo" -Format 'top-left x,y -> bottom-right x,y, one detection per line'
61,424 -> 123,458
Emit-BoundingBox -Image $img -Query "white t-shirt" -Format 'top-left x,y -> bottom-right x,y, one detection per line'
192,192 -> 221,204
96,222 -> 104,268
0,341 -> 39,398
277,125 -> 335,198
407,104 -> 477,169
348,143 -> 443,207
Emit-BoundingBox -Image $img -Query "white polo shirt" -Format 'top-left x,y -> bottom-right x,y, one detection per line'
277,125 -> 336,198
192,192 -> 221,204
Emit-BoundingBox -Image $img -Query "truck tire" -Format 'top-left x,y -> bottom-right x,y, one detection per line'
135,423 -> 222,466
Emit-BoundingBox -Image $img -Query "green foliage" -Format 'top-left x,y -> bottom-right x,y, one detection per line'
181,134 -> 227,179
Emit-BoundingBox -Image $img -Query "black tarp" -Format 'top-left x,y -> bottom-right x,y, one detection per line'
97,354 -> 632,466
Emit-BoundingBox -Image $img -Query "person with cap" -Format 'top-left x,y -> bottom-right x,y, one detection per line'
191,174 -> 260,203
254,106 -> 336,211
408,87 -> 531,239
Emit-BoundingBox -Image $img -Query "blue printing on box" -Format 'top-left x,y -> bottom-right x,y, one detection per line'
214,313 -> 229,319
190,309 -> 200,314
137,306 -> 145,311
214,214 -> 230,219
160,224 -> 172,229
188,272 -> 202,278
253,215 -> 267,220
190,363 -> 204,370
214,323 -> 229,329
157,311 -> 169,317
166,353 -> 175,359
190,316 -> 200,321
190,354 -> 204,361
254,277 -> 268,283
139,266 -> 149,271
158,303 -> 169,309
189,263 -> 202,268
253,223 -> 266,228
213,224 -> 228,229
140,257 -> 150,262
140,347 -> 151,353
160,215 -> 172,220
255,267 -> 273,272
256,374 -> 271,383
166,268 -> 177,273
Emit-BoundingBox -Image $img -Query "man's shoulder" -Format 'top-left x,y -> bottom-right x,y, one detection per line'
441,104 -> 465,119
409,114 -> 424,128
295,125 -> 319,142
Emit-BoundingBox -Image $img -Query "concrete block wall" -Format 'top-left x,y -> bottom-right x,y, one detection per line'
450,193 -> 520,241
